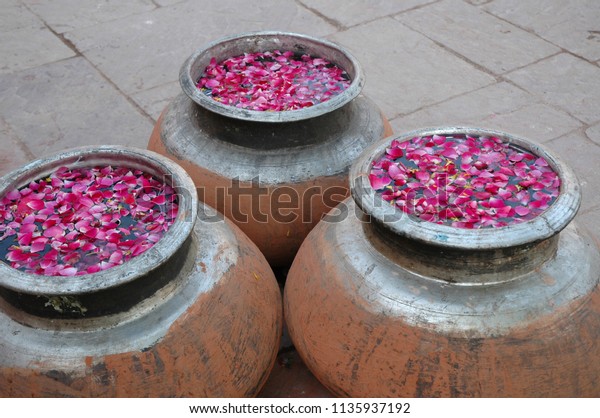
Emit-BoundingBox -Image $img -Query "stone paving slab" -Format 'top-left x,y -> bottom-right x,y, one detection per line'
300,0 -> 435,28
0,57 -> 152,158
329,17 -> 496,119
396,0 -> 560,74
153,0 -> 182,6
546,131 -> 600,214
0,0 -> 41,32
0,26 -> 75,75
0,1 -> 75,74
505,53 -> 600,125
484,0 -> 600,62
389,82 -> 582,142
578,207 -> 600,239
586,123 -> 600,147
131,80 -> 180,121
22,0 -> 156,34
64,0 -> 337,98
0,116 -> 32,176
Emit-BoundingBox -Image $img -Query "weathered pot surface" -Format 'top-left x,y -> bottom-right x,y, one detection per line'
149,31 -> 392,267
284,127 -> 600,397
0,146 -> 282,397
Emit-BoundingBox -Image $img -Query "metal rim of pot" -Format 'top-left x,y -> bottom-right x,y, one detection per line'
350,126 -> 581,250
0,146 -> 198,295
179,30 -> 365,123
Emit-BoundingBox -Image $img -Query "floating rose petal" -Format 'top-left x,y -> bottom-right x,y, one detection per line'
31,239 -> 47,253
43,225 -> 64,238
109,251 -> 123,264
21,196 -> 45,212
5,189 -> 20,201
152,194 -> 166,205
84,227 -> 99,239
386,147 -> 403,159
514,206 -> 530,216
6,249 -> 29,262
369,174 -> 391,190
59,267 -> 78,276
18,232 -> 33,246
387,164 -> 404,180
441,148 -> 458,159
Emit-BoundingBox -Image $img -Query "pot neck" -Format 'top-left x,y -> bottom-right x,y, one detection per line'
185,95 -> 353,150
0,236 -> 193,320
364,218 -> 558,285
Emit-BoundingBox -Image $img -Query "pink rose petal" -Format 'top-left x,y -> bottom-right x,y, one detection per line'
369,174 -> 391,190
59,267 -> 78,276
514,206 -> 530,216
43,225 -> 64,238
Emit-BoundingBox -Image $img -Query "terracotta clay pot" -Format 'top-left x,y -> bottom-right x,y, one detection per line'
148,31 -> 393,267
284,127 -> 600,397
0,146 -> 282,397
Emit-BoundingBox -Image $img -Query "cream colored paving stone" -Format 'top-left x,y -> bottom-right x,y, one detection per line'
131,81 -> 180,121
64,0 -> 337,95
390,82 -> 582,142
396,0 -> 560,74
484,0 -> 600,62
0,0 -> 74,74
0,117 -> 31,176
578,208 -> 600,238
0,27 -> 75,74
22,0 -> 157,33
300,0 -> 435,28
0,58 -> 152,158
0,0 -> 41,32
586,123 -> 600,147
329,18 -> 495,119
505,53 -> 600,125
546,131 -> 600,213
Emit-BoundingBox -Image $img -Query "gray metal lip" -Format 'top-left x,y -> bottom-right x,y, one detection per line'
350,126 -> 581,250
179,30 -> 364,123
0,146 -> 198,296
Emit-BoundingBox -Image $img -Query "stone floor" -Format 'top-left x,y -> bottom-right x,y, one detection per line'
1,0 -> 599,397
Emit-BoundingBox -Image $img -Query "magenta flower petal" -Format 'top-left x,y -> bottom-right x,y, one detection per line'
514,206 -> 530,216
415,171 -> 430,183
487,197 -> 506,209
109,251 -> 123,264
474,191 -> 491,200
5,189 -> 21,201
387,164 -> 405,180
386,147 -> 403,159
30,241 -> 47,253
43,225 -> 64,238
59,267 -> 78,276
441,148 -> 458,159
152,194 -> 167,205
20,223 -> 36,234
24,197 -> 44,211
369,174 -> 391,190
530,200 -> 549,210
79,196 -> 94,208
18,232 -> 33,246
6,249 -> 29,262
